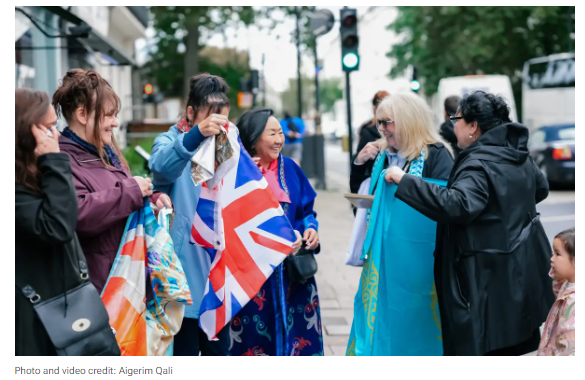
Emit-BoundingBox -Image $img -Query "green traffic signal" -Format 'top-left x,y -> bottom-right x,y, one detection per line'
343,53 -> 359,69
410,80 -> 421,92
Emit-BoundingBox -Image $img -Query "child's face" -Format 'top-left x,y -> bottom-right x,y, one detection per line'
551,238 -> 575,281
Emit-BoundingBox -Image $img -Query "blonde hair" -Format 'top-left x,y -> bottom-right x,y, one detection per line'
376,92 -> 453,161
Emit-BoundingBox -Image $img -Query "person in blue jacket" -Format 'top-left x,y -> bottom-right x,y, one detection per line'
149,73 -> 230,356
280,112 -> 305,165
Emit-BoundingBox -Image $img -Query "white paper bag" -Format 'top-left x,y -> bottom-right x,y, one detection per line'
345,178 -> 371,267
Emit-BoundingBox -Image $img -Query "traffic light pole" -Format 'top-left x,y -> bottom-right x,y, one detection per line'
345,70 -> 353,173
313,35 -> 326,190
296,7 -> 302,118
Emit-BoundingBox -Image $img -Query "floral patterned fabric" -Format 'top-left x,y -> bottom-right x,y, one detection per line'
228,155 -> 323,356
537,270 -> 575,356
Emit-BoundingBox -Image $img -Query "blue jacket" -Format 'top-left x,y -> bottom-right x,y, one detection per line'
149,125 -> 208,319
280,117 -> 305,145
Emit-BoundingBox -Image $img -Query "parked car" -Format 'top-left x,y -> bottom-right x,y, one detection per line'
528,124 -> 575,187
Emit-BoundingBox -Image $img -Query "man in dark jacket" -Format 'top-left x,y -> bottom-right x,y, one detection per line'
386,92 -> 554,355
439,95 -> 462,158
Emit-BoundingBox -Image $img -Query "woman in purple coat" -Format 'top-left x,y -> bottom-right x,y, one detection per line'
53,69 -> 171,293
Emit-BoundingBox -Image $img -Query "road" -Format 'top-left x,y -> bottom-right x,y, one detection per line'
312,141 -> 575,356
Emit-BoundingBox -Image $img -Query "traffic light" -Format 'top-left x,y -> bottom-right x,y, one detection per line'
410,66 -> 421,93
340,8 -> 359,72
143,83 -> 162,104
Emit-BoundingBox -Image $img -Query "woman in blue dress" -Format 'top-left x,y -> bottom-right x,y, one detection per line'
347,93 -> 454,356
228,108 -> 324,356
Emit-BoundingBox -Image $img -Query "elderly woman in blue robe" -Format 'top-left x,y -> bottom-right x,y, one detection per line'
228,108 -> 324,356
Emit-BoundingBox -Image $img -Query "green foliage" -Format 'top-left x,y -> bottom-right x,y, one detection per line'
146,7 -> 259,118
280,76 -> 343,117
386,6 -> 575,118
319,78 -> 343,113
123,137 -> 156,177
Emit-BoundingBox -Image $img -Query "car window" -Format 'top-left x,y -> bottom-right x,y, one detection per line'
557,127 -> 575,141
529,130 -> 546,149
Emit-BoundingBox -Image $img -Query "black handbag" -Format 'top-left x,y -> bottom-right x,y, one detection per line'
285,245 -> 319,283
16,260 -> 120,356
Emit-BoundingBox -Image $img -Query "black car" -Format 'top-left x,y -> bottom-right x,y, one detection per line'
528,124 -> 575,187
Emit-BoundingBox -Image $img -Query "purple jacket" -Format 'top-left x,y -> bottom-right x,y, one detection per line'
59,136 -> 144,293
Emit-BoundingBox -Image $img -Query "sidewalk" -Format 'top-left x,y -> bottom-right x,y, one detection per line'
311,173 -> 361,356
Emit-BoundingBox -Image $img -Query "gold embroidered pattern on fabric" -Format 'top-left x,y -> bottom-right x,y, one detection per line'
346,336 -> 357,356
360,254 -> 379,332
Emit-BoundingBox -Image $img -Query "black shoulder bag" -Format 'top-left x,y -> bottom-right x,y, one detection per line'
286,245 -> 319,284
16,255 -> 120,356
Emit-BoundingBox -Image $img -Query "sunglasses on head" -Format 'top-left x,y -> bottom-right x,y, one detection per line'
449,116 -> 464,122
377,119 -> 395,128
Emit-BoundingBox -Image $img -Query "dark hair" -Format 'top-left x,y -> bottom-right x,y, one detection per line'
555,227 -> 575,260
444,95 -> 460,116
16,89 -> 52,192
236,108 -> 275,156
52,69 -> 127,168
373,90 -> 390,107
283,111 -> 292,119
186,73 -> 230,123
458,91 -> 511,133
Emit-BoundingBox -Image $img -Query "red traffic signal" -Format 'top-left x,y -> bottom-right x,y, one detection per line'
144,84 -> 153,95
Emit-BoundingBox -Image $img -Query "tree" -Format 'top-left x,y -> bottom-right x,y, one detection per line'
280,76 -> 343,117
386,6 -> 575,119
319,78 -> 343,114
150,6 -> 258,99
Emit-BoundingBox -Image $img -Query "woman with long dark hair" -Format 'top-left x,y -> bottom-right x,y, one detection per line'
385,91 -> 554,355
149,73 -> 232,356
15,89 -> 86,355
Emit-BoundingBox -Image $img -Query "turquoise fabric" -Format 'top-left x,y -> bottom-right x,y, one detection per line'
347,151 -> 446,356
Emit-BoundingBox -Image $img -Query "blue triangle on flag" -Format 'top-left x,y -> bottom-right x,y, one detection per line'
199,283 -> 223,314
258,217 -> 296,243
231,292 -> 242,318
235,145 -> 263,188
269,264 -> 277,270
205,247 -> 216,262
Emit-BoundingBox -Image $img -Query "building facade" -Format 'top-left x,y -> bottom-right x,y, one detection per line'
15,6 -> 148,148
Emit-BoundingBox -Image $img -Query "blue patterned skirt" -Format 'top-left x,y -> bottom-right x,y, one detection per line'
228,264 -> 324,356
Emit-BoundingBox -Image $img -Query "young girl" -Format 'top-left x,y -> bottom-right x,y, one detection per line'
538,228 -> 575,356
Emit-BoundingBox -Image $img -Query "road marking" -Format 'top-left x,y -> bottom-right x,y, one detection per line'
541,214 -> 575,222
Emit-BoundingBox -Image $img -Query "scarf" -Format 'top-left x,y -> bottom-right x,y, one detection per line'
177,118 -> 192,134
262,159 -> 290,204
62,127 -> 122,169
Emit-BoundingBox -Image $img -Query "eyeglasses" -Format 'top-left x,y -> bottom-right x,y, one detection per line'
449,116 -> 464,122
377,119 -> 395,128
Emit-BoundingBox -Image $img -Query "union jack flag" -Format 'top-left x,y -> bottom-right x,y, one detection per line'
190,124 -> 296,340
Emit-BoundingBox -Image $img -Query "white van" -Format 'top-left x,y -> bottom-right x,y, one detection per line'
522,53 -> 575,132
431,75 -> 518,123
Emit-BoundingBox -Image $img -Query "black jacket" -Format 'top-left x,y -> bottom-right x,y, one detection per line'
396,123 -> 554,356
356,120 -> 381,155
350,142 -> 454,194
439,120 -> 462,158
15,153 -> 87,356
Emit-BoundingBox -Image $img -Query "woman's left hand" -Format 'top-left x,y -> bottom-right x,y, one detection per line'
303,228 -> 319,250
156,193 -> 173,210
291,230 -> 302,255
384,166 -> 406,184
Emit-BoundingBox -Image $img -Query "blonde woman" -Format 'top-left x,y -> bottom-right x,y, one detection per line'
346,92 -> 454,356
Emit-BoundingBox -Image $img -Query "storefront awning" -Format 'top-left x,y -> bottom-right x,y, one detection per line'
42,6 -> 136,66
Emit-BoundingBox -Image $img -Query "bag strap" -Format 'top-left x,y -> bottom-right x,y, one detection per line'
16,244 -> 89,303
